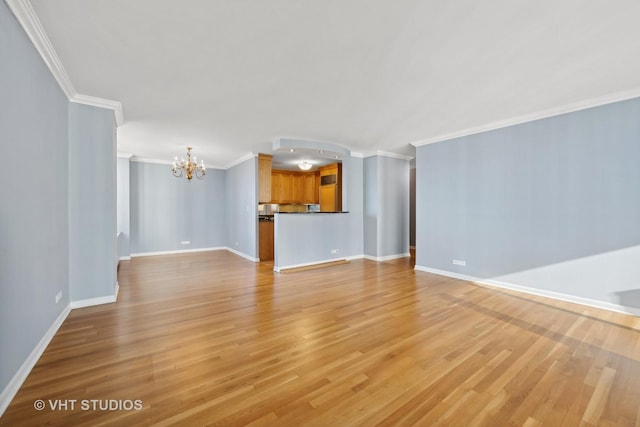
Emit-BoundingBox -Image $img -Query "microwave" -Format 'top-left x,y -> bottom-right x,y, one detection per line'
320,174 -> 337,186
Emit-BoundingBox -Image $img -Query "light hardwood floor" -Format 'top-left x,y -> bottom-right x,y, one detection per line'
2,251 -> 640,426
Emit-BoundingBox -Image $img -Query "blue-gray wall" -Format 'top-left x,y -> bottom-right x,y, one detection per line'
363,156 -> 378,257
410,167 -> 416,247
416,97 -> 640,309
68,103 -> 117,301
363,155 -> 410,258
130,161 -> 227,254
117,157 -> 131,258
0,0 -> 70,395
225,157 -> 258,259
378,156 -> 410,257
345,156 -> 364,256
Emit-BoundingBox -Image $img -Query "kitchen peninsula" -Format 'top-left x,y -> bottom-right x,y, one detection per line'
257,152 -> 354,269
273,211 -> 352,271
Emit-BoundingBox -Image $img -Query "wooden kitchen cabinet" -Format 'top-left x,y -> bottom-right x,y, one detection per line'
271,171 -> 295,203
292,173 -> 303,203
271,170 -> 320,204
320,185 -> 337,211
271,172 -> 282,203
319,163 -> 342,212
258,221 -> 274,261
258,154 -> 272,203
302,173 -> 319,204
279,173 -> 293,203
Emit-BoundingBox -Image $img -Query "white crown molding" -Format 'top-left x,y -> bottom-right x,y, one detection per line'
5,0 -> 74,97
131,157 -> 175,166
117,152 -> 134,159
411,88 -> 640,147
376,151 -> 413,161
350,152 -> 365,158
6,0 -> 124,127
224,152 -> 256,170
71,94 -> 124,127
131,156 -> 224,170
361,151 -> 413,160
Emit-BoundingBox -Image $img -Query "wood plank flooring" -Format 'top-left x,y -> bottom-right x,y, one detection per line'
2,251 -> 640,426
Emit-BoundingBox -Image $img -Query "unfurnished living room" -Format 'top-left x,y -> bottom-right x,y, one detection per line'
2,1 -> 640,425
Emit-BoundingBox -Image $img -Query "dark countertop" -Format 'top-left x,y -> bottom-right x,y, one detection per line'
276,211 -> 350,214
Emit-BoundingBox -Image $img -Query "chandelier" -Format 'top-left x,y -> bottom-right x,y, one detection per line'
172,147 -> 206,181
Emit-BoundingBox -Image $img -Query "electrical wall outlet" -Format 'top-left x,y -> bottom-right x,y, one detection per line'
55,290 -> 62,304
181,240 -> 191,245
331,249 -> 339,254
452,259 -> 466,266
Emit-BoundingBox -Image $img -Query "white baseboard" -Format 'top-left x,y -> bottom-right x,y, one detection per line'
413,265 -> 474,282
131,246 -> 226,257
274,257 -> 348,272
274,253 -> 411,271
131,246 -> 259,263
225,247 -> 259,262
0,304 -> 71,417
364,253 -> 411,262
1,279 -> 122,416
414,265 -> 640,317
70,294 -> 116,309
119,256 -> 131,261
70,281 -> 119,309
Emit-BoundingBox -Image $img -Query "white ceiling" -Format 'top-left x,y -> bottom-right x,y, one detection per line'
25,0 -> 640,168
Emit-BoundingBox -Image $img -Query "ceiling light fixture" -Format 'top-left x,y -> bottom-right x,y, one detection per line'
172,147 -> 206,181
298,161 -> 312,171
